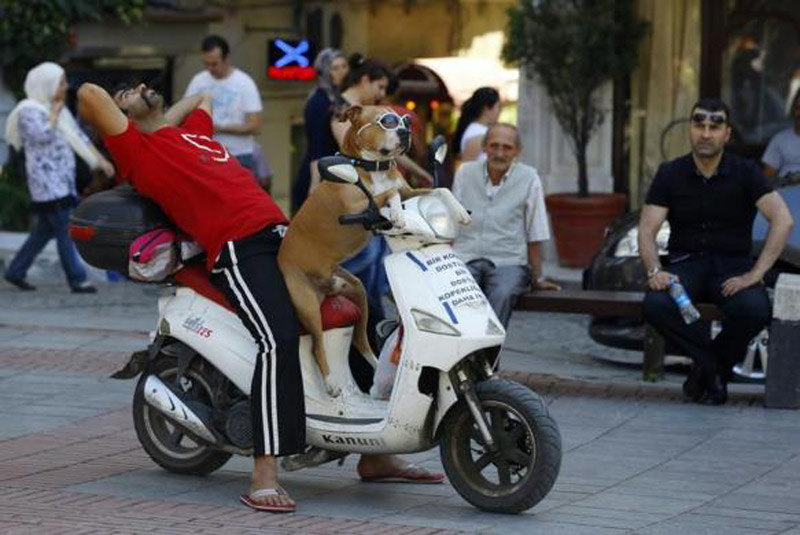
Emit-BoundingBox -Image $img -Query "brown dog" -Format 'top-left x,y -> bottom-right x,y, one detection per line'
278,105 -> 469,396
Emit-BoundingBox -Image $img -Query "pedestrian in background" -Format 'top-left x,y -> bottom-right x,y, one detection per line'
453,87 -> 501,163
292,48 -> 349,213
762,89 -> 800,179
184,35 -> 264,177
452,123 -> 560,331
3,62 -> 113,293
330,53 -> 394,326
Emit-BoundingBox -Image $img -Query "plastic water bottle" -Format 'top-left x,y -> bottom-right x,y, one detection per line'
668,277 -> 701,324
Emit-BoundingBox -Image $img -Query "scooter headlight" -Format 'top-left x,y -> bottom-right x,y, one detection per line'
614,222 -> 671,258
419,195 -> 458,241
411,308 -> 461,336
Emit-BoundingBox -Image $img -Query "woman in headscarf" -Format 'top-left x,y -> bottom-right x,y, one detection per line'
3,62 -> 114,293
291,48 -> 349,213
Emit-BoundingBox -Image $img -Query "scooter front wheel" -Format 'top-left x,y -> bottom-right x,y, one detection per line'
440,378 -> 562,514
133,355 -> 232,475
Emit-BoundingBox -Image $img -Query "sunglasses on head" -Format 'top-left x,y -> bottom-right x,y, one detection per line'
358,112 -> 412,136
691,111 -> 727,125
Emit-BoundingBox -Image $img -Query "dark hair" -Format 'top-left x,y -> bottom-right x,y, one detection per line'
690,97 -> 731,122
790,88 -> 800,118
201,35 -> 230,58
109,80 -> 137,98
453,87 -> 500,155
385,73 -> 400,97
342,53 -> 391,91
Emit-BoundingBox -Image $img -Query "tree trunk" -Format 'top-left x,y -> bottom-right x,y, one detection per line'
576,140 -> 589,198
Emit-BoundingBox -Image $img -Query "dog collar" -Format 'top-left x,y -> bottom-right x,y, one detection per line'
337,153 -> 395,172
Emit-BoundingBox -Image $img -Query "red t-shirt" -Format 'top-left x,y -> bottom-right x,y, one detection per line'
104,110 -> 286,269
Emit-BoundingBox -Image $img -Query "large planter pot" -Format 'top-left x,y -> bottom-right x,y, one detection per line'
545,193 -> 627,268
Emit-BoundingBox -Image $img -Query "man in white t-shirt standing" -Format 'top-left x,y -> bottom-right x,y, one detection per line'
185,35 -> 263,175
452,123 -> 561,329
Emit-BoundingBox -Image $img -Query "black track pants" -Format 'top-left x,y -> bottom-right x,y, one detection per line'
211,226 -> 305,457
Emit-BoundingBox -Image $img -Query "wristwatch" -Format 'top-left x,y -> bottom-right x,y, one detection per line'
646,266 -> 661,278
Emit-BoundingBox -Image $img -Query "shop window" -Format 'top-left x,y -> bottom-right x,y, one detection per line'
722,17 -> 800,144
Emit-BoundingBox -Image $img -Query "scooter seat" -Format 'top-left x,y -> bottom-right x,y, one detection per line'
173,264 -> 362,333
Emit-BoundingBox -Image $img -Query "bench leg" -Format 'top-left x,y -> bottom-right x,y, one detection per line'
643,323 -> 665,382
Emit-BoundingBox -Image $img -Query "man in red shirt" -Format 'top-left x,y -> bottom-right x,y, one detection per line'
77,82 -> 302,512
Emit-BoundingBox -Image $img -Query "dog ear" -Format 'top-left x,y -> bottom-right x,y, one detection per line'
340,105 -> 363,124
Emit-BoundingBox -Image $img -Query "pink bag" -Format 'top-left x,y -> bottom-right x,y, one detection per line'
129,228 -> 180,282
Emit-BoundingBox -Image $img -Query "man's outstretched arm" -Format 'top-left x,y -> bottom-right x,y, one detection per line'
77,83 -> 128,137
165,93 -> 212,126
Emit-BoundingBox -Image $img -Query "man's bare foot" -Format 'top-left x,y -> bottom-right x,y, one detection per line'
357,454 -> 445,484
243,455 -> 296,512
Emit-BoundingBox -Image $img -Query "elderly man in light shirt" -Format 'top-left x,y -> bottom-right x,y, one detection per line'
452,123 -> 560,328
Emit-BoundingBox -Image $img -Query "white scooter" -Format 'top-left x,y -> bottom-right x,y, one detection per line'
112,147 -> 562,514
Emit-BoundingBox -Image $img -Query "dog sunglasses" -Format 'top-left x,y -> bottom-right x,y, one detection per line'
357,112 -> 412,136
691,111 -> 727,125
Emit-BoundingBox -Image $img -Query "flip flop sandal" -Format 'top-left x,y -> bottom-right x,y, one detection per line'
240,487 -> 296,513
360,464 -> 446,484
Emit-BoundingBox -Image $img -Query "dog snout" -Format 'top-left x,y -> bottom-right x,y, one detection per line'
398,130 -> 411,151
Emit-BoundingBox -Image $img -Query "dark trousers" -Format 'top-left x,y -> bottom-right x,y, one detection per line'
642,256 -> 771,379
6,203 -> 87,288
466,259 -> 531,329
211,226 -> 305,457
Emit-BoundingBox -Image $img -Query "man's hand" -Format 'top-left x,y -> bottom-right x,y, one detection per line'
49,99 -> 64,126
533,279 -> 561,291
721,271 -> 761,297
648,271 -> 674,291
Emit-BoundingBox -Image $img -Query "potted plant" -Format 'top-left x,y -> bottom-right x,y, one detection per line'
503,0 -> 648,267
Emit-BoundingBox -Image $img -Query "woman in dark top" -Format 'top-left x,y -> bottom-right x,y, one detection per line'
291,48 -> 349,213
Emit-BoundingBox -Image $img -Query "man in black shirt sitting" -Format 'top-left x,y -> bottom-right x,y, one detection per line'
639,98 -> 794,404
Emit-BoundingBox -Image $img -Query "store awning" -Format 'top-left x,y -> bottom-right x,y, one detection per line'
413,57 -> 519,106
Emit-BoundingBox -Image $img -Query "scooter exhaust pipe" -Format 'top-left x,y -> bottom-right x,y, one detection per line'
142,375 -> 218,445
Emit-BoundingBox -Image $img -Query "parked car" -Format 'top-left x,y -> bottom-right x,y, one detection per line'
583,178 -> 800,382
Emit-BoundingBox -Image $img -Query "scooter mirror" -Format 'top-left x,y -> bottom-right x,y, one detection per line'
318,156 -> 360,184
430,135 -> 448,165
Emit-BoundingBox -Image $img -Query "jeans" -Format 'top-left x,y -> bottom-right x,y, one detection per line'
342,236 -> 390,322
642,255 -> 771,379
5,204 -> 88,288
466,259 -> 531,328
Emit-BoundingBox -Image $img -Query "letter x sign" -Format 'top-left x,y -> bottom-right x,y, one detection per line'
274,39 -> 309,67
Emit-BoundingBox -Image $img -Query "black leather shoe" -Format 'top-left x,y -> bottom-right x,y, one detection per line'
682,365 -> 705,402
71,282 -> 97,294
4,275 -> 36,291
701,374 -> 728,405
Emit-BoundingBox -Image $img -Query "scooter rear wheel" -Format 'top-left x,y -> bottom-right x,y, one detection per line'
440,378 -> 561,514
133,356 -> 232,475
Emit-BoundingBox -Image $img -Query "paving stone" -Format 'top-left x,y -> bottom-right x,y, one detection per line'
574,492 -> 699,516
632,517 -> 776,535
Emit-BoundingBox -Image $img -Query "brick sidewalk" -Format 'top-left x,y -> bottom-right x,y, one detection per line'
0,406 -> 460,534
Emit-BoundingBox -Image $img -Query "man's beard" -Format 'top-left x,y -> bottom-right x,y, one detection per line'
141,89 -> 161,109
692,142 -> 722,159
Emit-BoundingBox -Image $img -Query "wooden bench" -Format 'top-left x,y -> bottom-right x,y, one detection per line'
514,289 -> 724,381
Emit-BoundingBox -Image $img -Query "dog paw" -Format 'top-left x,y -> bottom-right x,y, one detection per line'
456,207 -> 472,225
325,379 -> 343,398
390,210 -> 406,229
